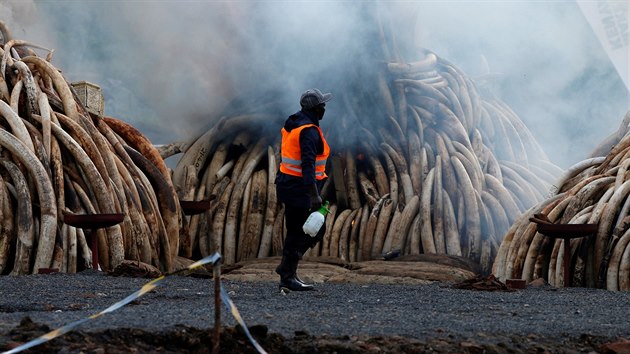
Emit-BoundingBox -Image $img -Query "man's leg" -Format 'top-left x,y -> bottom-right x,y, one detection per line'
283,206 -> 312,254
304,223 -> 326,253
276,206 -> 314,291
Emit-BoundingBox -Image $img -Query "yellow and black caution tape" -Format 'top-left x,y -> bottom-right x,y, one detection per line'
3,253 -> 266,354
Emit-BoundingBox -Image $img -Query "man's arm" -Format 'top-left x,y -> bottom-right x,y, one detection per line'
299,127 -> 319,185
299,127 -> 322,210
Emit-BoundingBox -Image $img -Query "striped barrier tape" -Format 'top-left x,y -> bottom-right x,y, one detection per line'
3,253 -> 267,354
220,284 -> 268,354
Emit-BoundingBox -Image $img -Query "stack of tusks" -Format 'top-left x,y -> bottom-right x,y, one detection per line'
168,49 -> 561,274
493,111 -> 630,290
0,22 -> 180,274
0,20 -> 562,277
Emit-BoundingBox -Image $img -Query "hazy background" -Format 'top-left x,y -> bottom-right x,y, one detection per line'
1,0 -> 628,169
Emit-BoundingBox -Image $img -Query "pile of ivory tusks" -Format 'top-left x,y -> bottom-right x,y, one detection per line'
169,49 -> 562,273
0,23 -> 180,274
493,111 -> 630,290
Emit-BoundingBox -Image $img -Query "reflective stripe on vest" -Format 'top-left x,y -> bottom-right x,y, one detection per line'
279,124 -> 330,180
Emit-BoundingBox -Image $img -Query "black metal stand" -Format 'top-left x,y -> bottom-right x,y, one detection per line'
530,214 -> 597,287
63,213 -> 125,270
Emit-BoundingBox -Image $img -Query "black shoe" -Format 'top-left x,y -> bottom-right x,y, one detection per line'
295,273 -> 314,287
279,276 -> 314,292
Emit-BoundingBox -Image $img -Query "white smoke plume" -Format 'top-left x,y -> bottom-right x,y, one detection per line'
2,0 -> 628,168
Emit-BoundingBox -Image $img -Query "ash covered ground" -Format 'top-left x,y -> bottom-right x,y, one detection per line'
1,270 -> 630,353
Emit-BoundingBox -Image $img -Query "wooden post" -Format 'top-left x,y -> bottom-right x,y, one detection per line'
212,261 -> 221,354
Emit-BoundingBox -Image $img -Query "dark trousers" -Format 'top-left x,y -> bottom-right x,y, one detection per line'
283,206 -> 313,257
277,205 -> 325,280
283,205 -> 326,256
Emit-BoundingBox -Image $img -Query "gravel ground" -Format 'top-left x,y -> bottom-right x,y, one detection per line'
1,270 -> 630,353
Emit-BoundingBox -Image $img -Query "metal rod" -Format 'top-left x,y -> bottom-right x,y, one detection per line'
563,237 -> 571,287
91,231 -> 99,270
212,261 -> 221,354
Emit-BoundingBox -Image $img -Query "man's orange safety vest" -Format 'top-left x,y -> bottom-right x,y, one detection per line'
279,124 -> 330,180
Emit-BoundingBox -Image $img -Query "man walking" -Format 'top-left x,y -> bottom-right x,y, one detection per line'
275,88 -> 332,292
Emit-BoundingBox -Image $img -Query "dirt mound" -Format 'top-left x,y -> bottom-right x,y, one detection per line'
0,317 -> 617,354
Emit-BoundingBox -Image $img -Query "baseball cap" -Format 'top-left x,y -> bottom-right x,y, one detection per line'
300,88 -> 332,109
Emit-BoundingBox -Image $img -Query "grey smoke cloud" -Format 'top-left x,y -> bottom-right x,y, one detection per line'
2,0 -> 628,169
410,1 -> 628,168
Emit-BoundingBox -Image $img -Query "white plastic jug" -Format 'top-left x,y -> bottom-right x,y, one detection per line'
303,201 -> 330,237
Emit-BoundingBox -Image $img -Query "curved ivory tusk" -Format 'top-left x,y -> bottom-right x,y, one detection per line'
0,99 -> 35,152
258,146 -> 278,258
1,160 -> 35,274
103,116 -> 171,183
22,56 -> 79,121
125,145 -> 179,271
12,61 -> 39,117
0,129 -> 56,272
0,179 -> 14,274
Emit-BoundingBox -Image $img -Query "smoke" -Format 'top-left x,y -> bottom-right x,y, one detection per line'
0,1 -> 50,42
410,1 -> 629,168
2,1 -> 628,168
